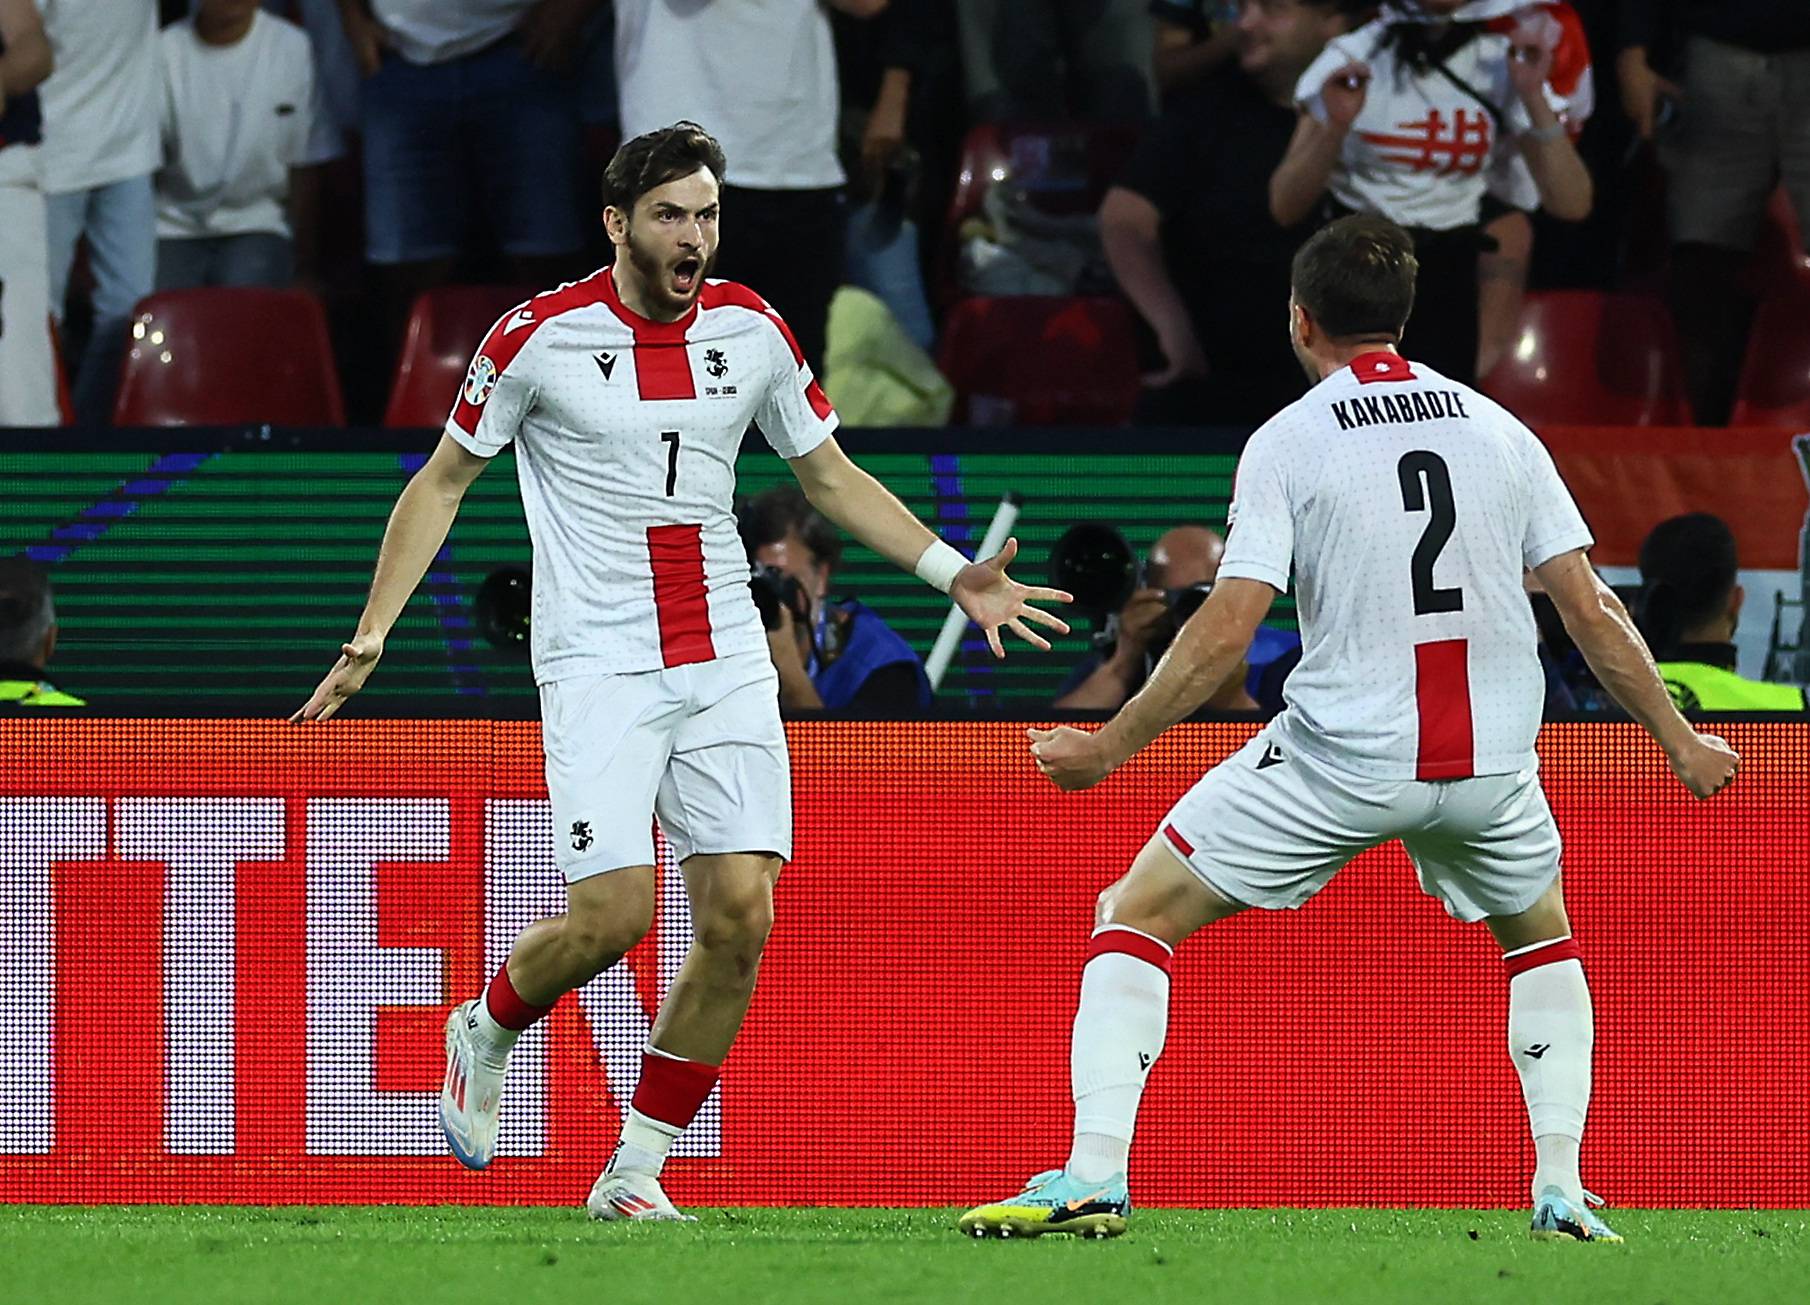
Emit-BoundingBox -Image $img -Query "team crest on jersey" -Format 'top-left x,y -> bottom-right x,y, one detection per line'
463,355 -> 498,406
704,348 -> 729,379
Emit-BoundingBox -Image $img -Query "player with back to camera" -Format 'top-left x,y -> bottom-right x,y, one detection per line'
958,213 -> 1740,1244
292,122 -> 1069,1222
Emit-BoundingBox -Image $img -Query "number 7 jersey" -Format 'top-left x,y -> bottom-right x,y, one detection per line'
444,268 -> 837,682
1218,352 -> 1593,781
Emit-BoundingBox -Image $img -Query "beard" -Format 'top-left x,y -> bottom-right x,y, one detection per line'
624,230 -> 715,316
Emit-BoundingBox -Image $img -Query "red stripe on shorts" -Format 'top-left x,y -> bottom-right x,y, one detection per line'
646,524 -> 716,667
1414,638 -> 1474,780
1161,823 -> 1195,858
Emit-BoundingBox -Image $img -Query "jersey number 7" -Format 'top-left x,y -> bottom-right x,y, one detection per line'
1398,450 -> 1464,615
661,430 -> 680,497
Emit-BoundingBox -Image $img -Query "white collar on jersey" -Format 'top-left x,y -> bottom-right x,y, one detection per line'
1380,1 -> 1529,24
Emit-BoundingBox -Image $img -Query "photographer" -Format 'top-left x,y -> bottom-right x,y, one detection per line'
741,485 -> 932,713
1054,525 -> 1270,712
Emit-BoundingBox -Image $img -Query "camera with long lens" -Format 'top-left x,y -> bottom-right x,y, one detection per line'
1048,523 -> 1211,659
748,561 -> 809,632
474,565 -> 532,653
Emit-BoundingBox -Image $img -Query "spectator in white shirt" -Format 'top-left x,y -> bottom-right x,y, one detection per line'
0,0 -> 56,427
156,0 -> 337,290
37,0 -> 160,426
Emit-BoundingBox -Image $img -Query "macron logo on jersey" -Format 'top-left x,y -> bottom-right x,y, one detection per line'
1331,389 -> 1470,432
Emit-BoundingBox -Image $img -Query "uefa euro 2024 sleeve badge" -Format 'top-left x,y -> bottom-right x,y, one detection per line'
463,355 -> 499,407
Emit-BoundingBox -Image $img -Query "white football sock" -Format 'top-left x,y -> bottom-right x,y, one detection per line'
467,990 -> 519,1069
612,1108 -> 682,1178
1066,926 -> 1171,1185
1505,937 -> 1593,1203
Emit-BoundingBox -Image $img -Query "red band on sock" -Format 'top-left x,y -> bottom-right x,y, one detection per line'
1087,926 -> 1173,973
485,962 -> 557,1031
632,1051 -> 721,1130
1502,937 -> 1582,977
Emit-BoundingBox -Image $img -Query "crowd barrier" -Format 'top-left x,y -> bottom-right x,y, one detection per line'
2,718 -> 1805,1207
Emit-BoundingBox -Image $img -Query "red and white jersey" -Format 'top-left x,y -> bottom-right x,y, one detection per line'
444,268 -> 838,682
1218,352 -> 1593,781
1296,2 -> 1594,230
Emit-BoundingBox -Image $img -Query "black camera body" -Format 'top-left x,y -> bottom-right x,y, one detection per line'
748,562 -> 809,632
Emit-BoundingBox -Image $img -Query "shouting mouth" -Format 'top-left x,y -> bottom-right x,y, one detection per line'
671,256 -> 702,295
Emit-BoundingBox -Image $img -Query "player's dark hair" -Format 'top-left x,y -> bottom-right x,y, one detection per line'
0,555 -> 55,666
1636,513 -> 1739,657
602,121 -> 727,213
1290,214 -> 1419,341
739,485 -> 843,570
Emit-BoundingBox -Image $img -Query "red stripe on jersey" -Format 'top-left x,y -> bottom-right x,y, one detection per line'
634,343 -> 697,401
1351,351 -> 1416,384
805,376 -> 834,421
646,524 -> 716,667
1161,823 -> 1195,858
1087,926 -> 1173,973
1502,936 -> 1582,977
1414,639 -> 1475,780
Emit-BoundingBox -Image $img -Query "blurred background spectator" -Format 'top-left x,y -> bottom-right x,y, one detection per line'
0,0 -> 55,426
38,0 -> 160,426
1052,524 -> 1287,711
1103,0 -> 1359,426
1637,513 -> 1807,710
340,0 -> 593,349
1271,0 -> 1595,384
1150,0 -> 1242,100
0,554 -> 81,708
741,485 -> 931,713
1619,0 -> 1810,423
617,0 -> 883,378
155,0 -> 339,290
958,0 -> 1154,123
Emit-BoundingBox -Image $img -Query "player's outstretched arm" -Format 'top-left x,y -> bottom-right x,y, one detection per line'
290,435 -> 490,721
1533,548 -> 1740,799
786,438 -> 1072,657
1031,578 -> 1273,791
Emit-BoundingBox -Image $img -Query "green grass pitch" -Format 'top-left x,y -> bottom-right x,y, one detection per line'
3,1206 -> 1804,1304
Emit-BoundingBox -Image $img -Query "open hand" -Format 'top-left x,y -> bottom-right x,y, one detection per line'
290,634 -> 384,722
1028,725 -> 1111,791
949,537 -> 1073,658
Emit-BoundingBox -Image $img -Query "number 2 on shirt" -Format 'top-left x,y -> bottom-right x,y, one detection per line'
1398,450 -> 1464,615
661,430 -> 680,496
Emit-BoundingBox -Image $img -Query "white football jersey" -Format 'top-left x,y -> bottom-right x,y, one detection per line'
1295,3 -> 1595,230
445,268 -> 837,682
1218,352 -> 1593,781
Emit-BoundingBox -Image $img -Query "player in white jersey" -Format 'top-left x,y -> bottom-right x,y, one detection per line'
958,215 -> 1739,1243
292,123 -> 1069,1220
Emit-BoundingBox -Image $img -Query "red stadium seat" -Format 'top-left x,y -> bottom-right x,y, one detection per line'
1730,266 -> 1810,428
937,296 -> 1140,426
1481,291 -> 1692,427
383,285 -> 534,428
113,288 -> 345,426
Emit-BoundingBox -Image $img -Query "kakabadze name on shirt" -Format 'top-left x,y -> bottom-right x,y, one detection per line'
1330,389 -> 1471,432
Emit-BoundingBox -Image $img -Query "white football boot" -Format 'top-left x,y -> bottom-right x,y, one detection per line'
586,1156 -> 697,1222
440,1000 -> 507,1170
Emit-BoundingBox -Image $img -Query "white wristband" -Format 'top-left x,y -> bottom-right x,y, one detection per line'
913,539 -> 968,594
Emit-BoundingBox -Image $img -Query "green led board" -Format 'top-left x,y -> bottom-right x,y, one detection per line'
2,432 -> 1287,709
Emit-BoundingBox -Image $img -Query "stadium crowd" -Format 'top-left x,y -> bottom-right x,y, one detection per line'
0,0 -> 1805,714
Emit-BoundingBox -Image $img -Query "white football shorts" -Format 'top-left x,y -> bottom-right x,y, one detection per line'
1158,729 -> 1561,923
539,650 -> 792,880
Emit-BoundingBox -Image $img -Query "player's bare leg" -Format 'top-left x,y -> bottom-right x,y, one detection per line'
590,851 -> 781,1222
1487,880 -> 1622,1244
442,869 -> 656,1170
960,836 -> 1242,1239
